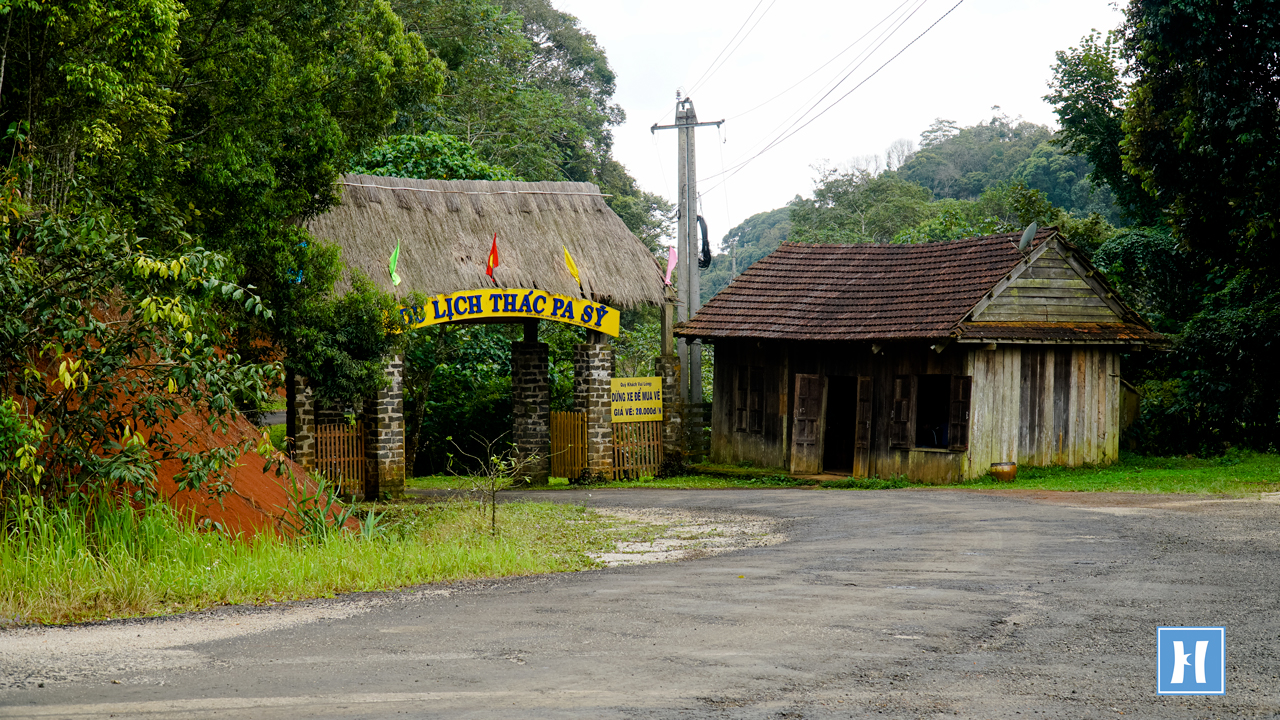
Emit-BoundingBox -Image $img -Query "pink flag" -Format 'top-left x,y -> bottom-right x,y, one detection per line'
664,244 -> 678,285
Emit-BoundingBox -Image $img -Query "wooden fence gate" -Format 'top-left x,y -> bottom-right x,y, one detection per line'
315,421 -> 365,496
612,420 -> 662,479
550,410 -> 587,479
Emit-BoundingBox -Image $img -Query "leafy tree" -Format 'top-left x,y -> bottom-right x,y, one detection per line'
1120,0 -> 1280,271
700,207 -> 792,303
898,110 -> 1054,201
1046,29 -> 1161,223
789,168 -> 932,244
0,195 -> 280,501
351,133 -> 518,181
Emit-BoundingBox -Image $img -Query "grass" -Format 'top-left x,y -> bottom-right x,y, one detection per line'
267,423 -> 287,452
0,495 -> 629,626
942,450 -> 1280,495
408,451 -> 1280,496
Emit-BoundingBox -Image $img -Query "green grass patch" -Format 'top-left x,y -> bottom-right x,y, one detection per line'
0,496 -> 625,626
579,451 -> 1280,495
940,450 -> 1280,495
267,423 -> 287,452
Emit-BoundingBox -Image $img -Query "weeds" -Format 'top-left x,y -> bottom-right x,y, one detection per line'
0,493 -> 624,626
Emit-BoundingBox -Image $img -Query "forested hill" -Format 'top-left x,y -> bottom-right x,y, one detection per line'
700,112 -> 1120,304
700,207 -> 791,304
898,112 -> 1117,222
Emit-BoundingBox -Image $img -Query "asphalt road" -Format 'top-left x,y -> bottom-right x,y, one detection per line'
2,489 -> 1279,719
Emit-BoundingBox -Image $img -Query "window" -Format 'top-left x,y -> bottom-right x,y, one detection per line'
734,366 -> 767,434
891,374 -> 972,452
915,375 -> 951,449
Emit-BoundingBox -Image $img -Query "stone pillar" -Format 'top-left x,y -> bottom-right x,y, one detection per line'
511,341 -> 550,486
361,355 -> 405,499
654,354 -> 682,464
286,371 -> 316,472
574,335 -> 614,479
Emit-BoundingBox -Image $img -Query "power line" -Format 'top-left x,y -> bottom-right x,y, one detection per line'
716,0 -> 928,172
701,0 -> 965,196
683,0 -> 763,97
724,0 -> 915,122
687,0 -> 777,97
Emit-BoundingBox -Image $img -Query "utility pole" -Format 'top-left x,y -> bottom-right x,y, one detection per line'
652,95 -> 723,408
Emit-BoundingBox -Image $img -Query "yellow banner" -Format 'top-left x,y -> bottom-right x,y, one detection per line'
398,288 -> 620,337
611,377 -> 663,422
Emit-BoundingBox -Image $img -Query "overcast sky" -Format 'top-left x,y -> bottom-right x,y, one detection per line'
554,0 -> 1127,249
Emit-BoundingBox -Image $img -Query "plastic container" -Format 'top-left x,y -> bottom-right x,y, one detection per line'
989,462 -> 1018,482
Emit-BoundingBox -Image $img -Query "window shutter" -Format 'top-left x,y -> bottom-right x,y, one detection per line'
889,375 -> 911,449
795,374 -> 818,445
855,376 -> 873,450
948,375 -> 972,452
735,365 -> 748,432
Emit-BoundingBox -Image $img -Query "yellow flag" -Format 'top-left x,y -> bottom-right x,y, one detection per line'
563,245 -> 581,286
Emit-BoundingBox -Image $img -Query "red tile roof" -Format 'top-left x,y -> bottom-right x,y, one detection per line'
676,230 -> 1046,341
675,229 -> 1159,343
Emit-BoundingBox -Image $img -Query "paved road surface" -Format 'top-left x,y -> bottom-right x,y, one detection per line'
2,489 -> 1278,718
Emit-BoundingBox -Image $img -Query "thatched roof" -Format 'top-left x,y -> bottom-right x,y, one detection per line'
305,174 -> 666,309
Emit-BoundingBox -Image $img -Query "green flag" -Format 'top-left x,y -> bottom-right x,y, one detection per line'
389,239 -> 402,286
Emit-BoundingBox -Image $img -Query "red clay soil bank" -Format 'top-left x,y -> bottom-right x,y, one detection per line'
154,412 -> 344,539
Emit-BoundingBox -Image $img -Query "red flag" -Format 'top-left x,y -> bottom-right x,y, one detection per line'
485,232 -> 499,281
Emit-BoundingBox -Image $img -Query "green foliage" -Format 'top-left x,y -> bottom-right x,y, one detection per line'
790,169 -> 932,244
1045,30 -> 1160,224
0,197 -> 280,500
1047,2 -> 1280,454
281,274 -> 405,406
701,207 -> 791,303
402,323 -> 515,476
1120,0 -> 1280,271
350,133 -> 518,181
0,400 -> 44,489
0,494 -> 622,625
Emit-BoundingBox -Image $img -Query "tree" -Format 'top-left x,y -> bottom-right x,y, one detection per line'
351,133 -> 519,181
1046,29 -> 1161,223
789,167 -> 932,244
700,207 -> 791,303
1120,0 -> 1280,270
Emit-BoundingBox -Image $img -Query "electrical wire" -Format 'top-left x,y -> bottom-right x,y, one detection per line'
687,0 -> 777,97
724,0 -> 914,122
716,0 -> 928,172
700,0 -> 965,195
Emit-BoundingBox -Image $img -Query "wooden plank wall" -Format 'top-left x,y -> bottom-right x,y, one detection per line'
976,246 -> 1121,323
965,346 -> 1120,478
709,339 -> 1122,481
710,340 -> 790,468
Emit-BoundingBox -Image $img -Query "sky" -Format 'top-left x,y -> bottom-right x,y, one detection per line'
553,0 -> 1127,249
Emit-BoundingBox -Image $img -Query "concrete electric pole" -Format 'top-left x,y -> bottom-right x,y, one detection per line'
651,95 -> 722,407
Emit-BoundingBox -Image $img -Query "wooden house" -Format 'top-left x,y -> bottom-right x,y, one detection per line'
674,228 -> 1162,482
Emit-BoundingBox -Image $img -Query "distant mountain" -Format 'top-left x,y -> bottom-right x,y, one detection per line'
699,207 -> 791,305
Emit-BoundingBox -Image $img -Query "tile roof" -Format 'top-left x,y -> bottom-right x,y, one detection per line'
677,229 -> 1055,341
956,322 -> 1166,344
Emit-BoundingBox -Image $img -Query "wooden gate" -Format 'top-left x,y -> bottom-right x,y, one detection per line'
612,420 -> 663,479
315,421 -> 365,495
550,410 -> 587,478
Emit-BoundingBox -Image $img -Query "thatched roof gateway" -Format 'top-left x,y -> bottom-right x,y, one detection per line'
306,174 -> 666,309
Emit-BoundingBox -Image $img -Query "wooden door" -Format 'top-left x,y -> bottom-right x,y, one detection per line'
789,374 -> 827,474
852,376 -> 873,478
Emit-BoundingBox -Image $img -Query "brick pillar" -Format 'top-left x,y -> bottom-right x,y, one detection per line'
511,341 -> 550,486
286,371 -> 316,472
654,354 -> 683,464
574,338 -> 614,478
361,355 -> 405,499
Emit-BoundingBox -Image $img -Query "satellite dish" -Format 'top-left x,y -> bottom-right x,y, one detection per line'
1018,222 -> 1038,252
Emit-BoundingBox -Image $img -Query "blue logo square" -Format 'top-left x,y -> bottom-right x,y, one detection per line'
1157,627 -> 1225,695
